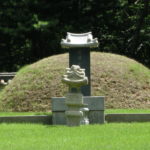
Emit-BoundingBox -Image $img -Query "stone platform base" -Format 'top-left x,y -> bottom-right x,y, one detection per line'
51,96 -> 105,125
106,113 -> 150,122
0,113 -> 150,124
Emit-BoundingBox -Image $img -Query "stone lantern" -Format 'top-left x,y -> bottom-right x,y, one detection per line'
62,65 -> 89,126
61,32 -> 99,96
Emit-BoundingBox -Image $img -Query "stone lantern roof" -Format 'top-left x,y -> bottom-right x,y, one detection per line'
61,32 -> 99,48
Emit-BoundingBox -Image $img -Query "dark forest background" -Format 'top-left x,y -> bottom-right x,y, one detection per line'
0,0 -> 149,71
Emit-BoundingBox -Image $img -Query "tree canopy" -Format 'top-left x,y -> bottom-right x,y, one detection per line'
0,0 -> 149,71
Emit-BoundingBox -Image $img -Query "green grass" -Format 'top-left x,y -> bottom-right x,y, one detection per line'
0,109 -> 150,116
0,123 -> 150,150
129,63 -> 150,79
0,112 -> 51,116
106,109 -> 150,114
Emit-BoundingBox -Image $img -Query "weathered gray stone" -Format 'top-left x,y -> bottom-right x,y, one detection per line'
80,107 -> 89,125
61,32 -> 99,96
105,113 -> 150,123
51,96 -> 105,125
85,96 -> 104,110
61,32 -> 99,48
65,110 -> 83,126
0,113 -> 150,124
62,65 -> 88,88
52,112 -> 66,125
0,115 -> 52,124
0,72 -> 16,81
65,93 -> 83,105
69,48 -> 91,96
51,97 -> 66,111
89,111 -> 105,124
0,72 -> 16,89
62,65 -> 89,126
52,96 -> 104,111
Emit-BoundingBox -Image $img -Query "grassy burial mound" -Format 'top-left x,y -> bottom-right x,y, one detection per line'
0,52 -> 149,111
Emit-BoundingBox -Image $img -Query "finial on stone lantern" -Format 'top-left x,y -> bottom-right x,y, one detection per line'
62,65 -> 88,89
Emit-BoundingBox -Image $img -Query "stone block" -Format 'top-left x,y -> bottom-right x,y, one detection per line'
89,111 -> 105,124
85,96 -> 104,110
52,97 -> 66,111
52,112 -> 66,125
51,96 -> 105,125
0,115 -> 52,124
105,113 -> 150,123
66,93 -> 83,105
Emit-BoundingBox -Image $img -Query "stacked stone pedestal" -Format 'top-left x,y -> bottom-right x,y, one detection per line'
65,92 -> 89,126
52,96 -> 105,125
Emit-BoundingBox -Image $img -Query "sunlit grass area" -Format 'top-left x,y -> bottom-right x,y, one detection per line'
0,112 -> 51,116
105,109 -> 150,114
0,123 -> 150,150
0,109 -> 150,117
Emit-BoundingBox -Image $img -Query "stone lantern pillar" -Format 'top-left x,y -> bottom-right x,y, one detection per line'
61,32 -> 99,96
62,65 -> 89,126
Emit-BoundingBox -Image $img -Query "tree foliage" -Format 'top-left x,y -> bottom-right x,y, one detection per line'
0,0 -> 149,71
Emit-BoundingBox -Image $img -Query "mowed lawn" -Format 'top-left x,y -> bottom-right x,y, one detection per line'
0,123 -> 150,150
0,109 -> 150,116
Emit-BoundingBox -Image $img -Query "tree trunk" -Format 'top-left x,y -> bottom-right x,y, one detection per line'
131,0 -> 149,51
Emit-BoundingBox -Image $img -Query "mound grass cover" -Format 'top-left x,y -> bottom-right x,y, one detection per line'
0,52 -> 149,111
